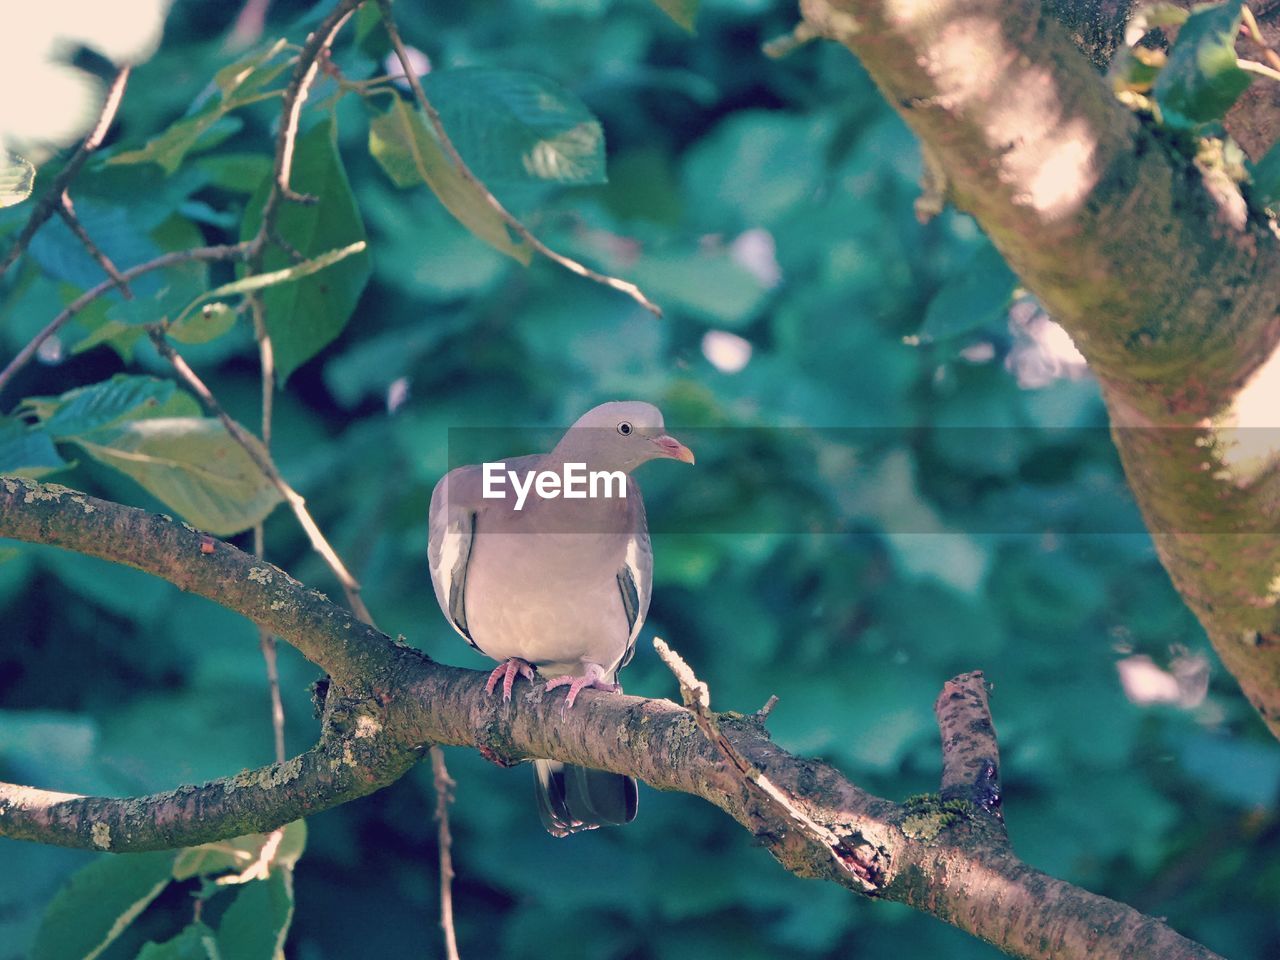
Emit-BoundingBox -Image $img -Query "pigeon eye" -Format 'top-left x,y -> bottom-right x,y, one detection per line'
617,421 -> 633,436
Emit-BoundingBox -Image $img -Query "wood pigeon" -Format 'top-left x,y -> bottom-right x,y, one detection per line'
427,401 -> 695,836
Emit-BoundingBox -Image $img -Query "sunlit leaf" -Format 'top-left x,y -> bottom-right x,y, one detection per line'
426,68 -> 607,186
368,96 -> 531,264
173,821 -> 307,882
32,851 -> 175,960
169,301 -> 237,344
0,149 -> 36,208
70,417 -> 282,536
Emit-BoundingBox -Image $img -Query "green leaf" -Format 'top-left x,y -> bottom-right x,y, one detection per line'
0,417 -> 69,477
109,40 -> 291,174
215,871 -> 294,960
135,923 -> 218,960
354,1 -> 391,60
25,375 -> 199,439
173,821 -> 307,881
197,153 -> 274,194
70,417 -> 282,536
368,96 -> 531,264
918,240 -> 1017,342
1248,139 -> 1280,215
241,118 -> 372,381
1153,0 -> 1252,131
108,110 -> 237,175
169,302 -> 238,344
32,851 -> 175,960
172,240 -> 366,329
649,0 -> 699,31
425,68 -> 607,186
0,149 -> 35,208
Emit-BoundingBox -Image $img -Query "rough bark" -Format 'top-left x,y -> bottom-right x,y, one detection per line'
799,0 -> 1280,740
0,479 -> 1224,960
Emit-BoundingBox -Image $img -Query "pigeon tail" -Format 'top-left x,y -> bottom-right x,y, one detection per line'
533,760 -> 638,837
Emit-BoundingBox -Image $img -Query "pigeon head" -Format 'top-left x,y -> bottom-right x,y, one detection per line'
554,401 -> 695,472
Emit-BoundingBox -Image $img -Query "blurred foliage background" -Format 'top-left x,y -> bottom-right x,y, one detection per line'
1,0 -> 1279,957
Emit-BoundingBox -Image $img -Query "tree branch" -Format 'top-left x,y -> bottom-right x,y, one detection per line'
0,243 -> 250,399
797,0 -> 1280,740
0,478 -> 1225,960
935,670 -> 1004,824
0,66 -> 131,283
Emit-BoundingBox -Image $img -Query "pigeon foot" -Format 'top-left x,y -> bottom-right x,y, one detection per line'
545,663 -> 621,714
485,658 -> 536,701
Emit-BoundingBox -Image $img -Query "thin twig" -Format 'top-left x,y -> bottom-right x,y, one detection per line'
147,329 -> 374,625
0,66 -> 132,282
251,0 -> 361,258
375,0 -> 663,318
248,292 -> 286,764
430,746 -> 462,960
1242,5 -> 1280,75
0,242 -> 251,399
57,193 -> 134,299
653,637 -> 880,890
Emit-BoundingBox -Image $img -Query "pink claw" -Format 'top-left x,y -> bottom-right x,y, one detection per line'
544,663 -> 620,714
485,658 -> 536,701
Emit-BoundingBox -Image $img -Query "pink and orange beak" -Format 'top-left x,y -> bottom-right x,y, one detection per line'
652,434 -> 695,464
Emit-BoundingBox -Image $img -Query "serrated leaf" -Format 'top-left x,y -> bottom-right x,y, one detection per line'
170,302 -> 238,343
0,416 -> 69,477
426,68 -> 607,186
25,374 -> 200,439
0,149 -> 35,207
649,0 -> 699,31
1153,0 -> 1251,131
70,417 -> 282,536
368,96 -> 531,264
240,119 -> 371,381
134,923 -> 218,960
215,871 -> 294,960
173,821 -> 307,882
32,850 -> 175,960
918,240 -> 1017,342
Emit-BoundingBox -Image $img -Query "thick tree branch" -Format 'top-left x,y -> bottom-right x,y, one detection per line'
935,671 -> 1004,824
798,0 -> 1280,740
0,479 -> 1224,960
